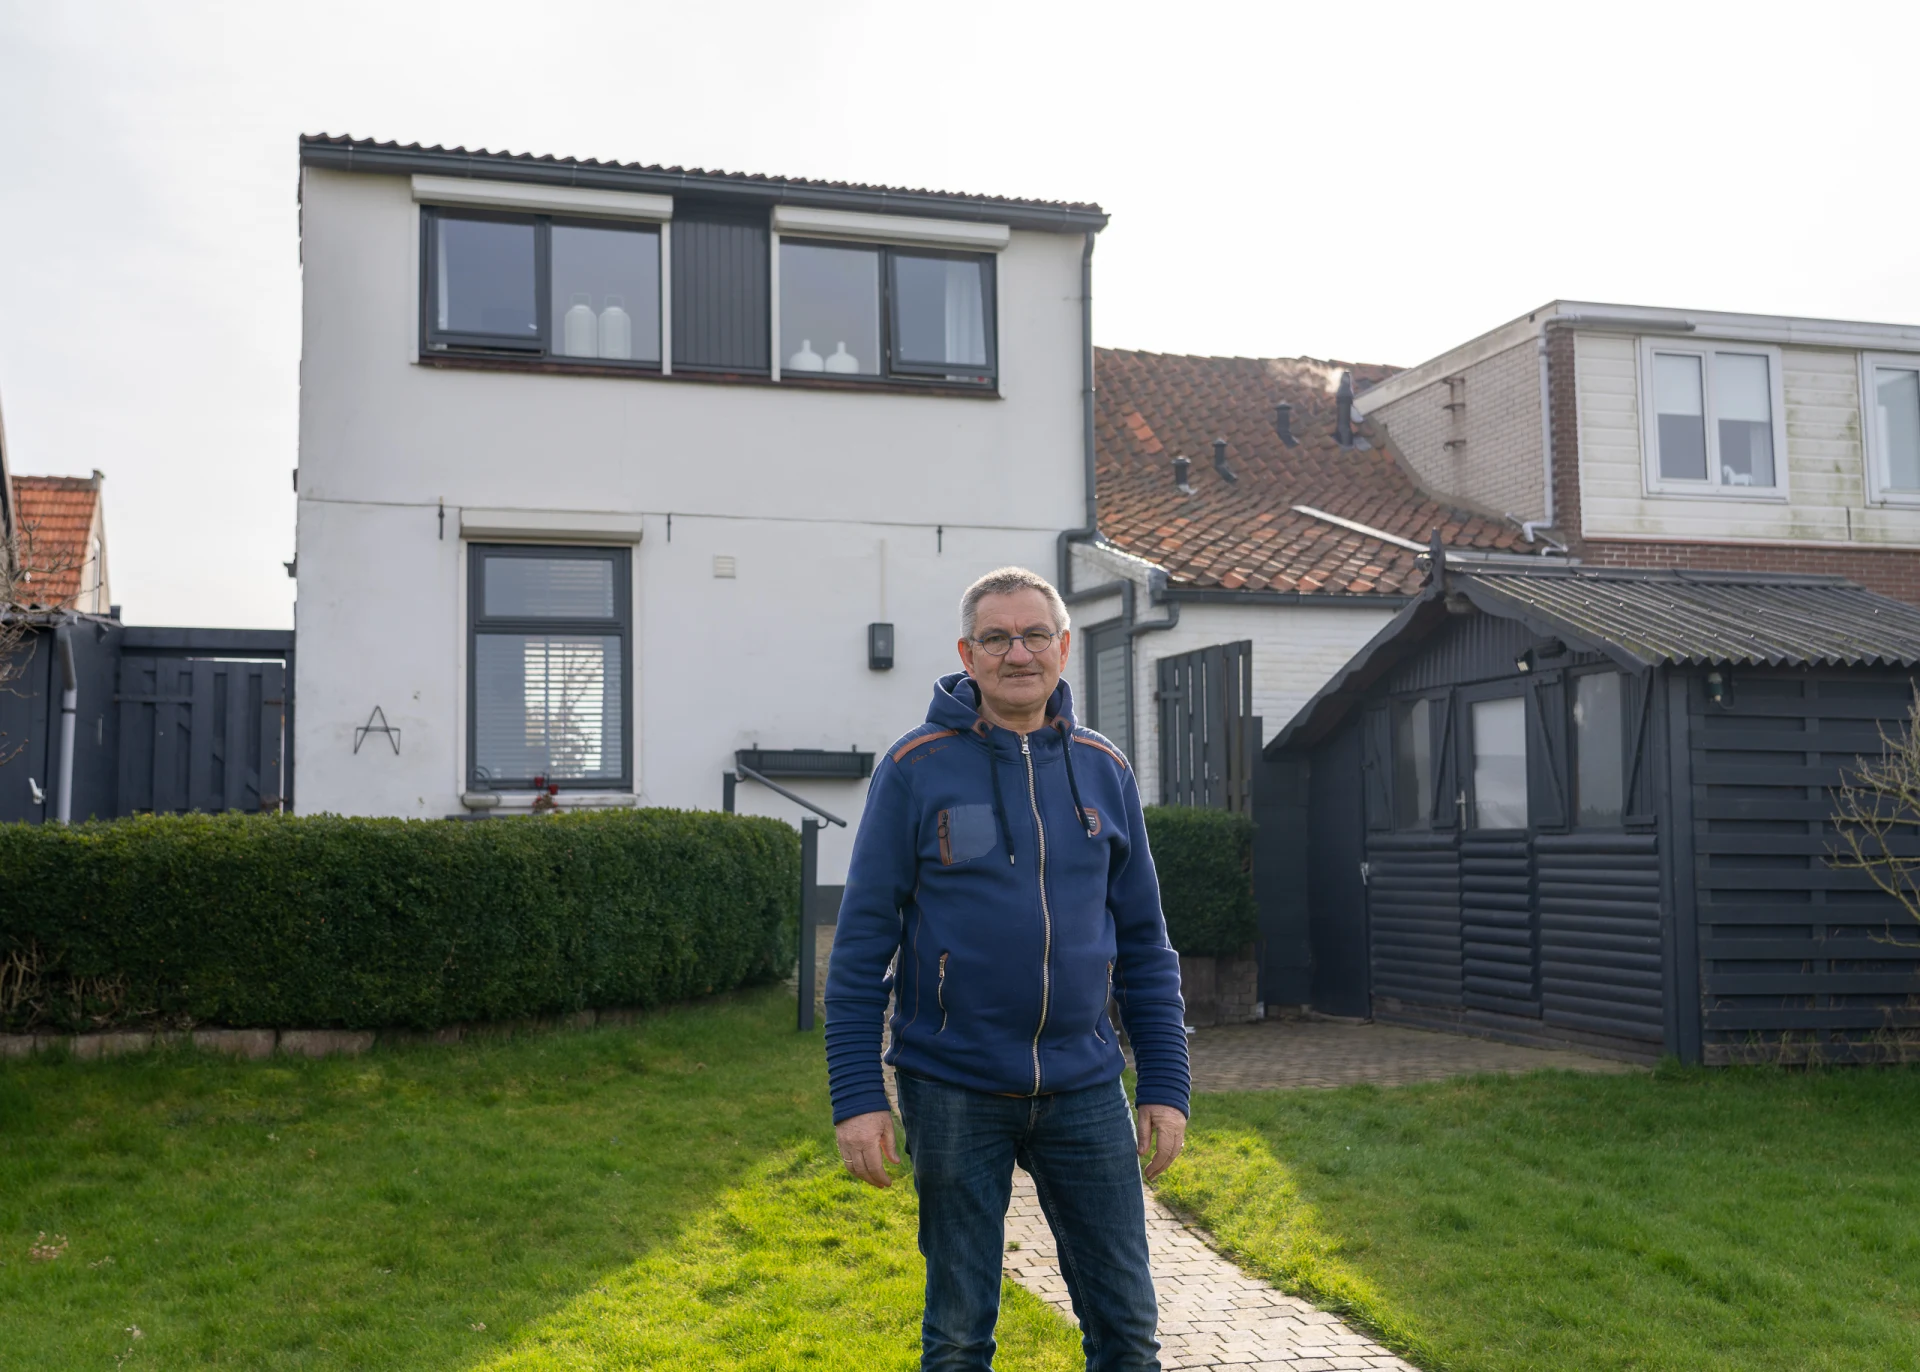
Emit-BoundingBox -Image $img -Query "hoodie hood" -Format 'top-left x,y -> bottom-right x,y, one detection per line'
929,671 -> 1078,735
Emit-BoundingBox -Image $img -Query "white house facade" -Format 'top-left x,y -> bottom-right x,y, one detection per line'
292,136 -> 1105,881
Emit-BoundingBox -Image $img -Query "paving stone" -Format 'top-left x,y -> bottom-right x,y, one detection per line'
276,1029 -> 374,1059
191,1028 -> 277,1060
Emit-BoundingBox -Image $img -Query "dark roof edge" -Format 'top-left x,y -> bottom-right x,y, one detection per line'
298,136 -> 1109,235
1163,587 -> 1416,609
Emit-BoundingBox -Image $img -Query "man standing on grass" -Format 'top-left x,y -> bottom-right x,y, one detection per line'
826,566 -> 1190,1371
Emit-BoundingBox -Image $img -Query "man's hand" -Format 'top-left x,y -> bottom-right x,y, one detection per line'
836,1110 -> 900,1189
1136,1103 -> 1187,1181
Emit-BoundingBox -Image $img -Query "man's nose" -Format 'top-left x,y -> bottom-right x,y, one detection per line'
1003,638 -> 1039,664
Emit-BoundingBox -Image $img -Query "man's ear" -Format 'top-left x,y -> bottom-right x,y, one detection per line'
956,637 -> 974,673
1058,628 -> 1071,670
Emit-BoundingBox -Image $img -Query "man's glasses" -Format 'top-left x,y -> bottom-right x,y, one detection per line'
972,629 -> 1059,657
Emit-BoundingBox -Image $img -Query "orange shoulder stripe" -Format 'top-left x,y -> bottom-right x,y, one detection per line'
1072,733 -> 1130,769
892,728 -> 959,763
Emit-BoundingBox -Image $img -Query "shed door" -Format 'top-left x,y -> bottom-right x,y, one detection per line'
1307,722 -> 1370,1017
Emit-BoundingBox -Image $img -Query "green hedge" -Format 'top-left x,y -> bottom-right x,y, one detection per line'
1143,806 -> 1257,958
0,809 -> 798,1033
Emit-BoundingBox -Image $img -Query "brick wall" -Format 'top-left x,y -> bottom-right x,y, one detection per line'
1547,325 -> 1583,540
1580,539 -> 1920,606
1367,339 -> 1546,522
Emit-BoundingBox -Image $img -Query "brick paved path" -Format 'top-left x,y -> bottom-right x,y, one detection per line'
1186,1017 -> 1639,1093
1003,1169 -> 1414,1371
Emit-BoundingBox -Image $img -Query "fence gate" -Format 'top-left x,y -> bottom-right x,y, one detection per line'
117,655 -> 287,814
1157,640 -> 1255,812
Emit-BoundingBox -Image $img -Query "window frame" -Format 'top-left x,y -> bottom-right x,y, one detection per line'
776,235 -> 998,390
421,207 -> 664,370
1860,350 -> 1920,507
466,543 -> 634,793
1389,692 -> 1441,831
1459,683 -> 1529,833
1567,667 -> 1627,832
1637,337 -> 1790,501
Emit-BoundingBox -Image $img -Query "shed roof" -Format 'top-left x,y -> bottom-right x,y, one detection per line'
1270,562 -> 1920,754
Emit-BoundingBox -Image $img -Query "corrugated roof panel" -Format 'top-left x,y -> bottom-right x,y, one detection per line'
1461,567 -> 1920,668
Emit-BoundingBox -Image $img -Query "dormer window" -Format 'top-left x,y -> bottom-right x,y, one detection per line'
1640,340 -> 1787,497
1864,353 -> 1920,504
424,207 -> 663,367
777,237 -> 996,386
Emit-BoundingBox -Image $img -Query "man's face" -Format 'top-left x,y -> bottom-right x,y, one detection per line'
958,588 -> 1071,726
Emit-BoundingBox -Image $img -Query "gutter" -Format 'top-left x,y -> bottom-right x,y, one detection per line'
53,620 -> 77,824
1056,232 -> 1100,591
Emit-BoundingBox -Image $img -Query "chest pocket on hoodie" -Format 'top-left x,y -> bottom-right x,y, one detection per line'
936,804 -> 999,866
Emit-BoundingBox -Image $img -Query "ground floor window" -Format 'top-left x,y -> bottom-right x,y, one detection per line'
468,544 -> 631,790
1469,694 -> 1527,829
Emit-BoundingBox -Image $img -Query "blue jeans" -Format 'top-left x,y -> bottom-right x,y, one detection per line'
896,1071 -> 1160,1372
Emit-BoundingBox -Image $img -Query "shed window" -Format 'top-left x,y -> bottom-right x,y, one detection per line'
424,208 -> 662,367
469,546 -> 630,790
1643,341 -> 1785,495
1469,696 -> 1527,829
1865,354 -> 1920,501
778,239 -> 996,386
1392,697 -> 1431,829
1572,671 -> 1624,827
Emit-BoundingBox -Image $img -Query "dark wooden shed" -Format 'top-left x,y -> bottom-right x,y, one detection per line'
1266,555 -> 1920,1064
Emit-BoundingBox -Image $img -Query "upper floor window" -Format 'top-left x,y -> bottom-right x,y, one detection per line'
425,208 -> 662,366
1864,353 -> 1920,504
1641,341 -> 1786,497
780,238 -> 995,386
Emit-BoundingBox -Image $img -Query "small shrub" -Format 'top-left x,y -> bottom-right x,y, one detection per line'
1142,805 -> 1256,958
0,808 -> 798,1032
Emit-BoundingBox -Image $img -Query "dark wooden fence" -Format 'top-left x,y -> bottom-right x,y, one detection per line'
1157,640 -> 1255,812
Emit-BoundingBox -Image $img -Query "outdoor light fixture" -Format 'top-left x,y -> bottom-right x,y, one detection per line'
1515,651 -> 1533,674
868,622 -> 895,671
1706,670 -> 1728,707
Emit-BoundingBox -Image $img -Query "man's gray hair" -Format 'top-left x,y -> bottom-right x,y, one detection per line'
959,566 -> 1071,640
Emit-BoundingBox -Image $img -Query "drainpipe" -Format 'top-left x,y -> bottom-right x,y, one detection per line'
1055,231 -> 1099,593
1536,330 -> 1555,535
1128,568 -> 1180,639
54,621 -> 77,824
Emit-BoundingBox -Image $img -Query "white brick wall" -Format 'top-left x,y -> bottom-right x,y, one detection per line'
1366,339 -> 1546,523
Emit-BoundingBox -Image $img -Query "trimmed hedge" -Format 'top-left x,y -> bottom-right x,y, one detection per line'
0,808 -> 798,1033
1143,806 -> 1257,958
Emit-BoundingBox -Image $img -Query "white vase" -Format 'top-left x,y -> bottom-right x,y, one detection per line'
599,295 -> 632,361
563,294 -> 597,358
825,341 -> 860,374
788,338 -> 824,372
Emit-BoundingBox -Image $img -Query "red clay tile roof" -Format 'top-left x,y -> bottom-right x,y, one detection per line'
1095,350 -> 1530,597
10,475 -> 100,608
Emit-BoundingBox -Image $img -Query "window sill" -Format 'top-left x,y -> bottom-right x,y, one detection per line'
1641,484 -> 1791,504
462,790 -> 638,813
418,352 -> 999,399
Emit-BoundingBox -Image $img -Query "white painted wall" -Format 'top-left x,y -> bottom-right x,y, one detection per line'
1576,331 -> 1920,547
294,167 -> 1088,881
1064,541 -> 1394,804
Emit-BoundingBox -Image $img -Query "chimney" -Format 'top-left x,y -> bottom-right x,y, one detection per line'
1335,372 -> 1355,448
1212,438 -> 1238,484
1172,455 -> 1192,493
1273,402 -> 1298,447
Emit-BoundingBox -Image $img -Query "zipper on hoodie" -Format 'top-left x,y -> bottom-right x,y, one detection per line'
1021,733 -> 1052,1094
937,952 -> 950,1034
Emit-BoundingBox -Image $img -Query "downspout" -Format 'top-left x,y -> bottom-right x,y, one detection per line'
1535,327 -> 1555,540
1055,231 -> 1099,592
1128,568 -> 1180,639
54,621 -> 77,824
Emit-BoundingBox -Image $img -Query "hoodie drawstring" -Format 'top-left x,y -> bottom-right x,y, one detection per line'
1058,723 -> 1096,837
987,737 -> 1015,866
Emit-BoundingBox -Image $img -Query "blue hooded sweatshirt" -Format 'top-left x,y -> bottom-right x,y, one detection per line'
824,672 -> 1190,1124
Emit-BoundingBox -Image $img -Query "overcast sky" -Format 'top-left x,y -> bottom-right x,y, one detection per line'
3,1 -> 1917,628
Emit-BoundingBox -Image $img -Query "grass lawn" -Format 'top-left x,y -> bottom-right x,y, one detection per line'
1155,1062 -> 1920,1372
0,988 -> 1081,1369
